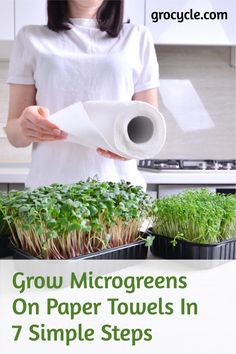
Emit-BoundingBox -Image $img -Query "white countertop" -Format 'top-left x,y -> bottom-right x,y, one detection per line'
143,169 -> 236,185
0,164 -> 235,185
0,166 -> 29,184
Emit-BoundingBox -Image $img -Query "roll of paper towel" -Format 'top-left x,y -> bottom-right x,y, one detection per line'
48,101 -> 166,159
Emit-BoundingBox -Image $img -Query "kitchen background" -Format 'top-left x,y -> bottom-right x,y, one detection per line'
0,0 -> 235,195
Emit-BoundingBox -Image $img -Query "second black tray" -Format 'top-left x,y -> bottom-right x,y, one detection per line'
150,232 -> 236,260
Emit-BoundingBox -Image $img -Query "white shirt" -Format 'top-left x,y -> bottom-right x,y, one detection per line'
8,19 -> 160,189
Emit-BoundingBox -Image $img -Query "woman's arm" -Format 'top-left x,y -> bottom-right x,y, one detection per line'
132,88 -> 158,107
6,84 -> 66,147
97,88 -> 158,160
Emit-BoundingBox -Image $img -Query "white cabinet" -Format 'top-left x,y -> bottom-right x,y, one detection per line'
15,0 -> 47,35
124,0 -> 145,24
146,0 -> 236,45
0,0 -> 14,40
2,0 -> 236,44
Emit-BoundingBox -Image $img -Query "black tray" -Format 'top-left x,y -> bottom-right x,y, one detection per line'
11,239 -> 148,260
150,232 -> 236,260
0,234 -> 13,258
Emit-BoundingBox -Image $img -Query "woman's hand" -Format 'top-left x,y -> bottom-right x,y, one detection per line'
96,148 -> 130,161
18,105 -> 67,143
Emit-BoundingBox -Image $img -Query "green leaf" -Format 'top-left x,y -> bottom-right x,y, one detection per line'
145,236 -> 155,247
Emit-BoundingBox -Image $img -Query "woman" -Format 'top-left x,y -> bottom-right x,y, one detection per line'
6,0 -> 159,189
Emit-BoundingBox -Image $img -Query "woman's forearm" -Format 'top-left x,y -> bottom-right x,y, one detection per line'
5,118 -> 31,148
7,84 -> 37,147
132,88 -> 158,107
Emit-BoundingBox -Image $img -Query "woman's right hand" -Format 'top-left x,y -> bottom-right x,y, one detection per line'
18,105 -> 67,143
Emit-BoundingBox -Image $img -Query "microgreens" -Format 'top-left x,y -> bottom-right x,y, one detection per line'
0,192 -> 11,237
152,189 -> 236,244
1,180 -> 151,259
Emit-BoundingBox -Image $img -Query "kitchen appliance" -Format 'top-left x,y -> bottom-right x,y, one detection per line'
138,159 -> 236,171
138,159 -> 236,197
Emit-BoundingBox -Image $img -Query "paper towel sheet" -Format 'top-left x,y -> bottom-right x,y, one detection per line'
48,101 -> 166,159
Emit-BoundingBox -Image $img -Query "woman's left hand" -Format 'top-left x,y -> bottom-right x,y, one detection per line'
96,148 -> 130,161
